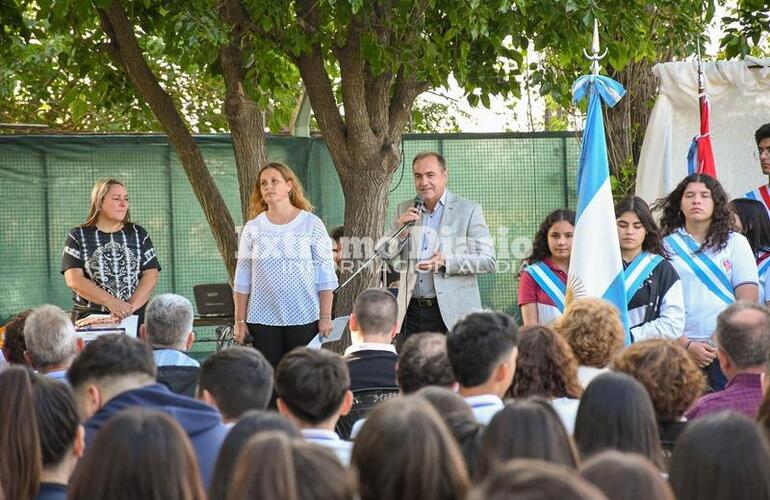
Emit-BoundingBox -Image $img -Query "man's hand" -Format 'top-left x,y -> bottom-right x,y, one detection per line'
688,341 -> 718,368
106,298 -> 133,320
417,251 -> 445,272
397,207 -> 421,227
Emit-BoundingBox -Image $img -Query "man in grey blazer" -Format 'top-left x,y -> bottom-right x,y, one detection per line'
388,152 -> 496,342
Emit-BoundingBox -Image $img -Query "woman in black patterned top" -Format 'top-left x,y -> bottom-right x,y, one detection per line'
62,178 -> 160,323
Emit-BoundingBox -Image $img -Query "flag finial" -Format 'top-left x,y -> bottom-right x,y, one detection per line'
583,18 -> 608,75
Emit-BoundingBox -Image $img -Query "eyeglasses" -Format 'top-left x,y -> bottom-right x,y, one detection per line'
754,148 -> 770,160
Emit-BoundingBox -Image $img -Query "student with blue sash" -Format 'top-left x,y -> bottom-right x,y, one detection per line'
730,198 -> 770,306
615,196 -> 684,342
654,174 -> 758,391
518,209 -> 575,326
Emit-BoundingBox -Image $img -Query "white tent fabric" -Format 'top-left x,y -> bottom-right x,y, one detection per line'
636,58 -> 770,203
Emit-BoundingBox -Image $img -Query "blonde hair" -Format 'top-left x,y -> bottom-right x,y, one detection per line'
83,178 -> 130,227
249,162 -> 313,218
556,298 -> 625,368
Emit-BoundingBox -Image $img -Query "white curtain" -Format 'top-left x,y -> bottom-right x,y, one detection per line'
636,58 -> 770,203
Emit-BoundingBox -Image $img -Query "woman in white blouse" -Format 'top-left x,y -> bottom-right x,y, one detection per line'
232,162 -> 338,367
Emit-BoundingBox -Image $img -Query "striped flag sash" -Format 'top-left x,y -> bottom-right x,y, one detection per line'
665,232 -> 734,305
624,251 -> 664,302
525,261 -> 567,312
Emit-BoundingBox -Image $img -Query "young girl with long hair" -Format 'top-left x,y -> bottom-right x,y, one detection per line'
730,198 -> 770,306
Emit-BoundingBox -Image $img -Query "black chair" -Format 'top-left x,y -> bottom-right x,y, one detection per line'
336,387 -> 399,439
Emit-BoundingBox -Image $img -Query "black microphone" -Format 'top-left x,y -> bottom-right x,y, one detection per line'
414,194 -> 425,214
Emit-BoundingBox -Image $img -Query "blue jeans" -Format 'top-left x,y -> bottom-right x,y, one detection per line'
704,357 -> 727,392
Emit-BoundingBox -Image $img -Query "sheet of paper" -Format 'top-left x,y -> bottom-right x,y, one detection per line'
75,314 -> 139,341
307,316 -> 349,350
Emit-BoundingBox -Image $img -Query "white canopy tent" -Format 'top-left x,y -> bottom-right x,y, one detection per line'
636,58 -> 770,203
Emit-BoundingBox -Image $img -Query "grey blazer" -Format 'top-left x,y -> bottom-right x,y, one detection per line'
386,190 -> 496,330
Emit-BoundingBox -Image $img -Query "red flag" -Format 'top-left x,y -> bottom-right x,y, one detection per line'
696,90 -> 716,177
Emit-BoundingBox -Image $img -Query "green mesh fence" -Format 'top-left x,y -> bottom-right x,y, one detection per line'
0,132 -> 578,356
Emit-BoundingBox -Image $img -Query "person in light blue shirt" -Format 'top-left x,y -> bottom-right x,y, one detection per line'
24,305 -> 83,384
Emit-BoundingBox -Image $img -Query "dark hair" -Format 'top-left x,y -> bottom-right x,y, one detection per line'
209,412 -> 301,500
477,398 -> 578,479
353,397 -> 469,500
0,367 -> 41,500
413,151 -> 447,171
68,408 -> 205,500
397,332 -> 455,393
275,348 -> 350,425
353,288 -> 398,336
67,334 -> 156,388
447,312 -> 518,388
612,339 -> 705,422
32,375 -> 79,466
756,123 -> 770,146
1,309 -> 32,364
715,302 -> 770,369
229,432 -> 355,500
416,386 -> 483,477
615,195 -> 668,256
198,346 -> 274,420
729,198 -> 770,255
574,372 -> 663,469
525,209 -> 576,264
581,451 -> 674,500
468,459 -> 606,500
509,325 -> 582,399
670,412 -> 770,500
329,225 -> 344,242
652,174 -> 733,252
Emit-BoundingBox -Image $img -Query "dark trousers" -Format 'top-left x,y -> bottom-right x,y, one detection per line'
397,298 -> 447,349
704,357 -> 728,393
248,321 -> 318,368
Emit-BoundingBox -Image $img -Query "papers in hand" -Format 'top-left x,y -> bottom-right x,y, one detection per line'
307,316 -> 349,350
75,314 -> 139,342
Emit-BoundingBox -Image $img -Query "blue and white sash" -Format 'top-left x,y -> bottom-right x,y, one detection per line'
665,232 -> 734,305
758,252 -> 770,278
525,261 -> 567,312
624,251 -> 663,302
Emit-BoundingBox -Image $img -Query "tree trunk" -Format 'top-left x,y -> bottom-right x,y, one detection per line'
98,0 -> 238,279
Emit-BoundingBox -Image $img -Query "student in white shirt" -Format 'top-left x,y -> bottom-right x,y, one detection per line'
654,174 -> 759,391
233,162 -> 338,368
446,312 -> 518,425
274,348 -> 353,465
730,198 -> 770,306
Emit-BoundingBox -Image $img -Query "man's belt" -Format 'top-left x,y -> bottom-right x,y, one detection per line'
411,297 -> 438,308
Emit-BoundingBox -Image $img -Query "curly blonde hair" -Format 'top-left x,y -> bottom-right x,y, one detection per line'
556,298 -> 624,368
612,339 -> 705,422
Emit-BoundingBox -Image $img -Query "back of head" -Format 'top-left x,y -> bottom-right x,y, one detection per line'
67,334 -> 156,389
397,333 -> 455,393
556,298 -> 624,368
353,397 -> 469,500
229,432 -> 355,500
0,366 -> 41,500
715,302 -> 770,370
510,325 -> 581,399
353,288 -> 398,338
447,312 -> 518,388
670,412 -> 770,500
209,411 -> 300,500
199,346 -> 274,420
2,309 -> 32,364
415,385 -> 475,421
574,372 -> 663,469
476,398 -> 577,479
24,305 -> 78,369
612,339 -> 705,422
144,294 -> 194,348
68,408 -> 205,500
32,375 -> 80,467
275,348 -> 350,425
581,451 -> 674,500
468,459 -> 606,500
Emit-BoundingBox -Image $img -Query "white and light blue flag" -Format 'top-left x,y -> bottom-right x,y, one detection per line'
568,74 -> 631,344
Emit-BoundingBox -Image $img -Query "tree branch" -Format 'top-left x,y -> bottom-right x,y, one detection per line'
387,65 -> 430,139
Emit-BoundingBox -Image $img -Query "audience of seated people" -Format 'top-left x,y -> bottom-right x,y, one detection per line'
508,325 -> 582,433
139,294 -> 200,396
344,288 -> 400,391
197,346 -> 274,425
556,297 -> 625,389
6,293 -> 770,500
24,305 -> 83,383
446,311 -> 519,424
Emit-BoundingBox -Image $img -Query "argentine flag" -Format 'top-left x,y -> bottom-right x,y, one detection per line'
569,74 -> 631,345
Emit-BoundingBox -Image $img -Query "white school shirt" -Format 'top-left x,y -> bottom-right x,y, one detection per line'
233,211 -> 338,326
301,429 -> 353,466
664,229 -> 758,339
464,394 -> 504,425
